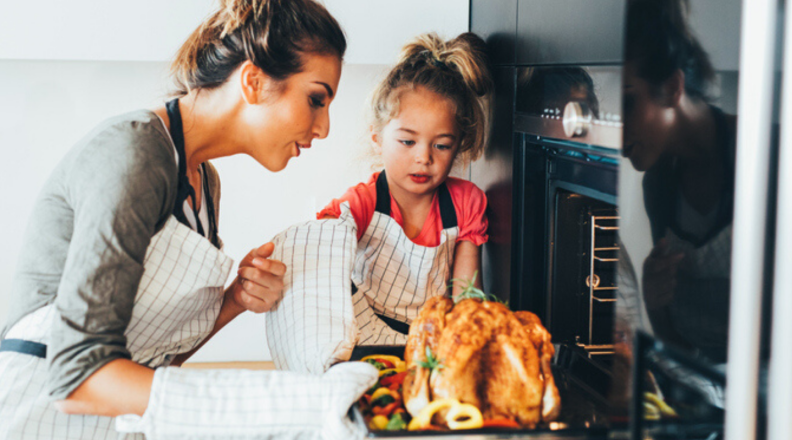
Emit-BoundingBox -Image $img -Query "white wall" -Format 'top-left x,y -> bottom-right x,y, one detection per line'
0,0 -> 468,65
0,1 -> 469,362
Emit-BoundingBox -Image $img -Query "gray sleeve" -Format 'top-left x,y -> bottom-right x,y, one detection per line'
48,118 -> 177,400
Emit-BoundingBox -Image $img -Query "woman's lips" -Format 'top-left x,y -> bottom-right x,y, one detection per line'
410,174 -> 430,183
294,142 -> 311,157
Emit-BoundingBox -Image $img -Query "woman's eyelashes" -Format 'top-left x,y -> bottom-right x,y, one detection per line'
309,94 -> 326,108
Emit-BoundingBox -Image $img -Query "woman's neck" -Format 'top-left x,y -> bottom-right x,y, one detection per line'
670,98 -> 718,167
155,90 -> 238,174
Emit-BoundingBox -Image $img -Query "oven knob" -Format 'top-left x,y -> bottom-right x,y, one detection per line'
562,101 -> 592,138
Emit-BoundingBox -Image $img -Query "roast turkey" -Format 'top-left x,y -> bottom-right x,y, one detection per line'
403,296 -> 561,428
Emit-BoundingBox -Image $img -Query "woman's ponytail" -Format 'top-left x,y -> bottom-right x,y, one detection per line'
170,0 -> 346,96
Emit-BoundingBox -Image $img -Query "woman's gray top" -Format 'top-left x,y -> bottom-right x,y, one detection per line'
1,110 -> 222,400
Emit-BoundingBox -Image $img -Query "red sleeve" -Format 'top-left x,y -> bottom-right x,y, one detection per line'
447,178 -> 489,246
317,173 -> 379,241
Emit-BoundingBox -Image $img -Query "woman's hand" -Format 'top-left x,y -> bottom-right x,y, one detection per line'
642,238 -> 685,311
230,242 -> 287,313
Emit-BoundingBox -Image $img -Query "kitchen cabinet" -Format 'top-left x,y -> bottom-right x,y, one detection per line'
0,0 -> 469,64
470,0 -> 518,65
515,0 -> 624,65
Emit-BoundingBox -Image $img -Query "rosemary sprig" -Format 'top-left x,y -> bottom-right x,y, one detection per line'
416,346 -> 445,374
449,270 -> 509,307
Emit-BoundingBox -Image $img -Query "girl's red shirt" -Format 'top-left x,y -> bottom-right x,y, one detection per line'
318,171 -> 489,247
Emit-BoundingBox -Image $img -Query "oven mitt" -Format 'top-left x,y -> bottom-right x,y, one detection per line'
266,205 -> 360,374
115,361 -> 378,440
352,290 -> 408,346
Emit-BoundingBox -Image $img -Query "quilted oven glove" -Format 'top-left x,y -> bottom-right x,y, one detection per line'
115,362 -> 378,440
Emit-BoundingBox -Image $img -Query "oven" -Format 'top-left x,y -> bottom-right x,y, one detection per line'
470,0 -> 765,439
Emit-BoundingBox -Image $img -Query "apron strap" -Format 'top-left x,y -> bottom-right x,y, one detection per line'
437,182 -> 458,229
374,171 -> 391,215
375,314 -> 411,335
351,283 -> 411,335
165,99 -> 220,248
374,170 -> 458,229
0,339 -> 46,359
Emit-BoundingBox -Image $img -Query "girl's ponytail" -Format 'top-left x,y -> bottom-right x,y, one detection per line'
371,32 -> 494,162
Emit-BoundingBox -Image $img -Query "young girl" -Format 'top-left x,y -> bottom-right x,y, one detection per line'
319,33 -> 493,345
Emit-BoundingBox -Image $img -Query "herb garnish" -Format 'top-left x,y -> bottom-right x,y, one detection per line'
449,271 -> 509,307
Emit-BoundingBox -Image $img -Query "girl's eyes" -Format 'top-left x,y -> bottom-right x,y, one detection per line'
310,95 -> 326,108
398,140 -> 452,150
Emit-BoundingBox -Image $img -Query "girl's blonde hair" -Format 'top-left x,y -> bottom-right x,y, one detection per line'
170,0 -> 346,96
370,33 -> 494,163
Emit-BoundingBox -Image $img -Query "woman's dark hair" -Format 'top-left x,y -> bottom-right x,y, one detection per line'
625,0 -> 715,101
171,0 -> 346,95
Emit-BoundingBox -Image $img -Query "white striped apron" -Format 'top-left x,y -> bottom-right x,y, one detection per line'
352,171 -> 459,345
0,217 -> 233,439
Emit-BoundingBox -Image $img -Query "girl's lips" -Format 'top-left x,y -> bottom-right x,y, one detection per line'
410,174 -> 430,183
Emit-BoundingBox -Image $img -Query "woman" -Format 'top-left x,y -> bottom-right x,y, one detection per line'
623,0 -> 735,365
0,0 -> 377,438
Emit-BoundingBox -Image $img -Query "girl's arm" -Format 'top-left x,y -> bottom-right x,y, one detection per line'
450,240 -> 482,298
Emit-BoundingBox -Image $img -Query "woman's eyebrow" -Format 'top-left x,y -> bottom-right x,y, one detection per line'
313,82 -> 335,98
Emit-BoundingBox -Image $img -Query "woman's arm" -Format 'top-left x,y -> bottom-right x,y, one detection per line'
450,240 -> 482,298
55,359 -> 155,417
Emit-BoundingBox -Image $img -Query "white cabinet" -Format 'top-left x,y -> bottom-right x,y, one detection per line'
0,0 -> 469,64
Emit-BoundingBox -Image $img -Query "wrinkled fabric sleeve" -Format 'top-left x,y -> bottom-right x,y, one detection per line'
452,180 -> 490,246
48,122 -> 176,400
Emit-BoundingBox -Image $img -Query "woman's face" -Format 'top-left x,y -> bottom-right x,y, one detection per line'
238,52 -> 342,172
376,87 -> 460,201
622,64 -> 676,171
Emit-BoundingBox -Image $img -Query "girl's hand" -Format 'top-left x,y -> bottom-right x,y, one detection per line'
230,243 -> 287,313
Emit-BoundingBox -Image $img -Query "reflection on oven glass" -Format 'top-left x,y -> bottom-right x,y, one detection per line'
617,0 -> 736,414
516,67 -> 601,118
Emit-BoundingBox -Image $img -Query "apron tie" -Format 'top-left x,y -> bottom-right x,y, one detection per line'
0,338 -> 46,359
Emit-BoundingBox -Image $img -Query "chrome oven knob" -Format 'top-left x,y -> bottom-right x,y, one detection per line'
562,101 -> 592,138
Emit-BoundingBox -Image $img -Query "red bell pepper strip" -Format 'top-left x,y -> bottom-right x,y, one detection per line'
372,402 -> 401,416
380,371 -> 408,386
481,419 -> 520,429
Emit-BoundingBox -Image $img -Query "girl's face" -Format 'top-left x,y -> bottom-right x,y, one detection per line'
622,63 -> 677,172
376,87 -> 460,200
237,52 -> 342,172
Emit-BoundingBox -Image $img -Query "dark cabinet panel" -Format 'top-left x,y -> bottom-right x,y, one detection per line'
516,0 -> 625,65
470,67 -> 515,300
470,0 -> 517,65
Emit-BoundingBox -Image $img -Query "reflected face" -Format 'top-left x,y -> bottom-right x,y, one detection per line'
239,53 -> 342,172
377,87 -> 460,200
622,64 -> 675,171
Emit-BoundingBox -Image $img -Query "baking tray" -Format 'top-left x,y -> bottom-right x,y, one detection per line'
348,345 -> 610,438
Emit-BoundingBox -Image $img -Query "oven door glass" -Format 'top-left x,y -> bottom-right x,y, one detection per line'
617,0 -> 744,437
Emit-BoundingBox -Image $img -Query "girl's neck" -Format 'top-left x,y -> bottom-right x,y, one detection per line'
386,174 -> 438,239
